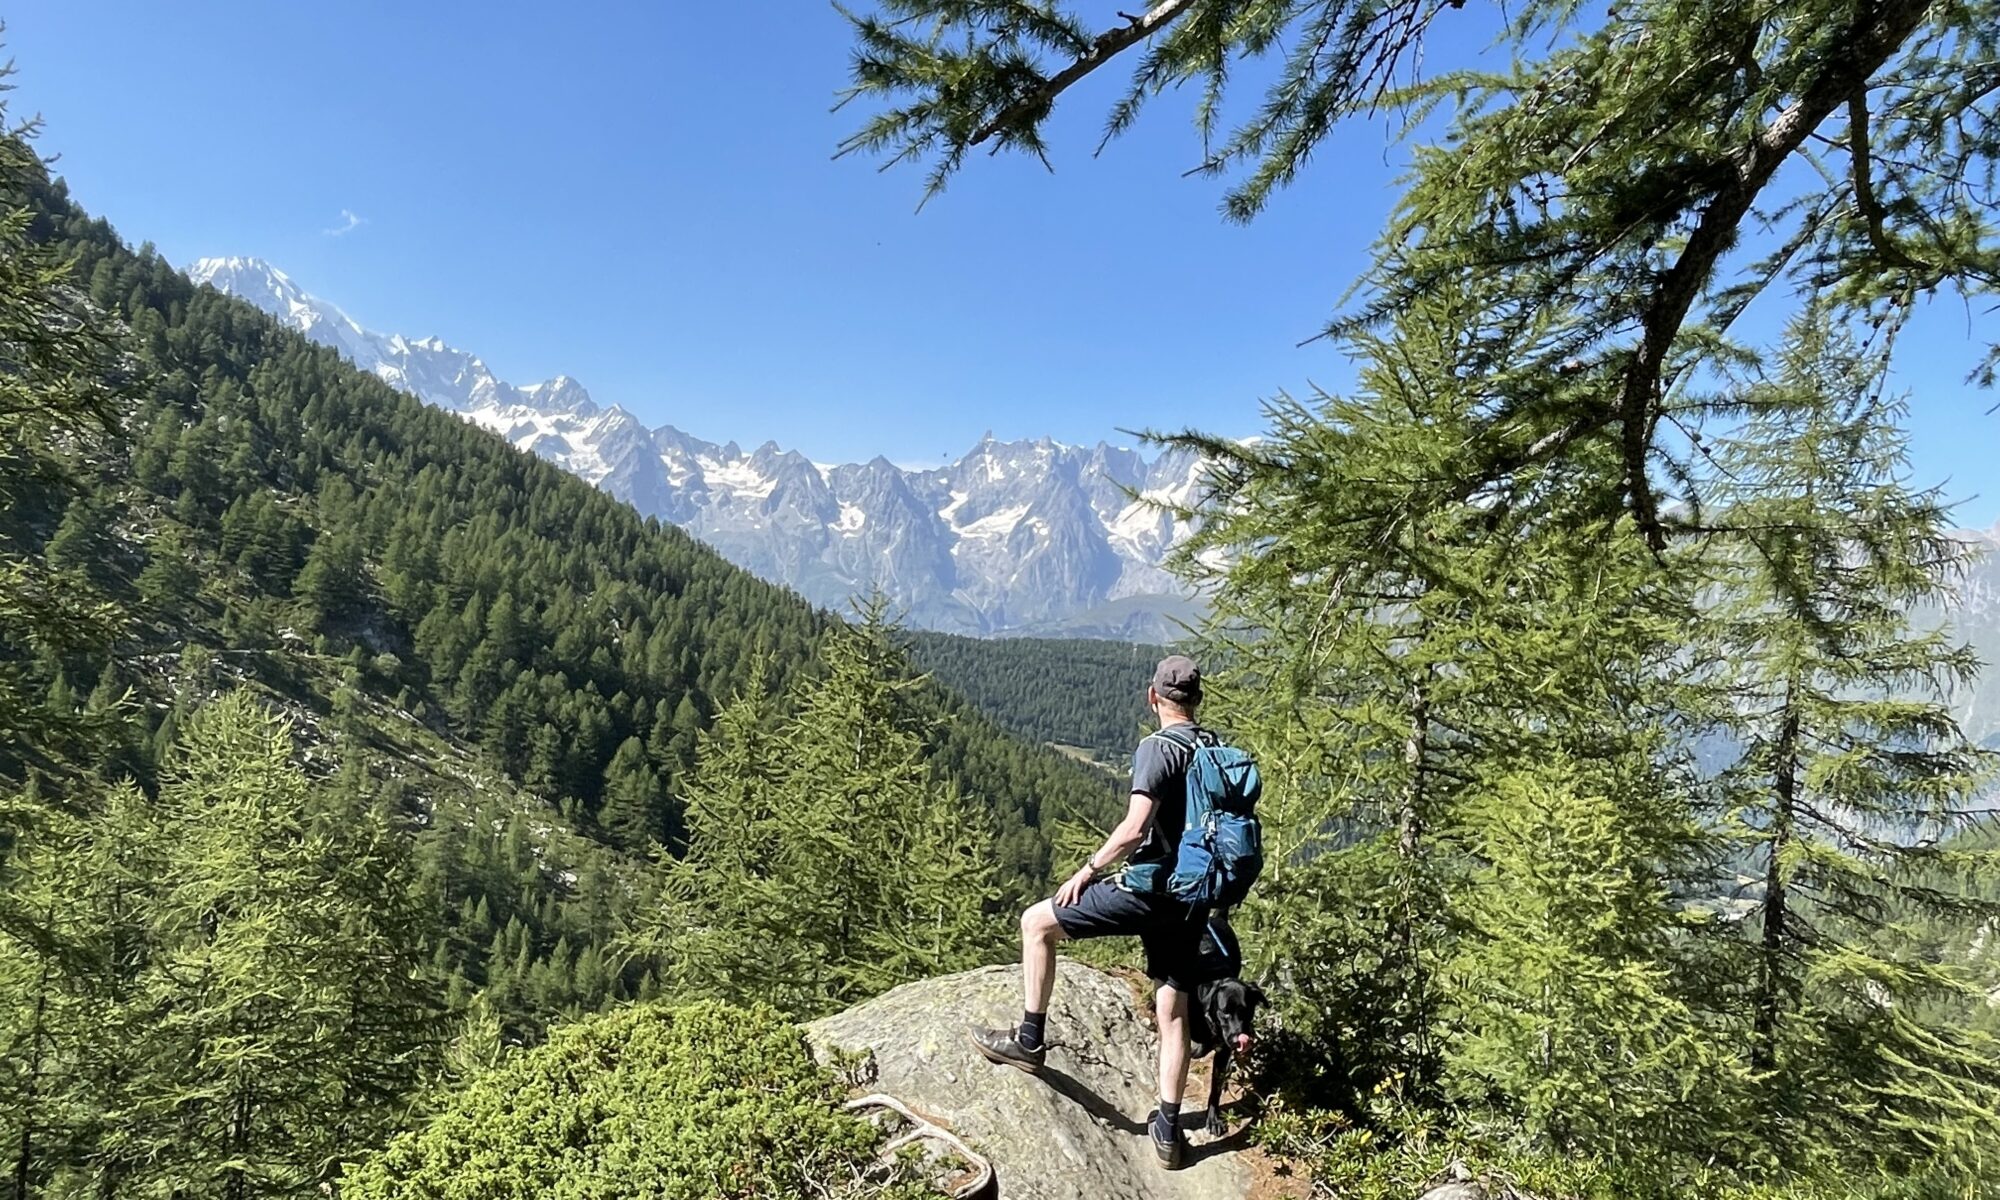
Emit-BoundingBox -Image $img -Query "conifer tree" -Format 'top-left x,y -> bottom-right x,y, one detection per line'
0,87 -> 135,1197
1701,315 -> 2000,1169
0,778 -> 162,1200
840,1 -> 2000,547
124,693 -> 442,1198
1163,285 -> 1745,1152
1447,758 -> 1751,1169
292,528 -> 366,630
42,497 -> 112,587
522,722 -> 564,796
0,91 -> 125,768
634,660 -> 789,1004
598,735 -> 668,851
640,614 -> 1003,1016
136,526 -> 200,617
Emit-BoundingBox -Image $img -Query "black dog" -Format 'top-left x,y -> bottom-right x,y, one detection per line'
1185,914 -> 1266,1136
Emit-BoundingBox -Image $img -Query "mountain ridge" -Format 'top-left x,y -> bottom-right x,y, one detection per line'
187,257 -> 1205,639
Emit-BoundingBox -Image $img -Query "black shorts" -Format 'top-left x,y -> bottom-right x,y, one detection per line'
1051,878 -> 1206,992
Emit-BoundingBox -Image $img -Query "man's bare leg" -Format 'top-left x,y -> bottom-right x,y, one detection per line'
1156,984 -> 1192,1105
1152,984 -> 1193,1167
972,900 -> 1069,1071
1021,899 -> 1068,1016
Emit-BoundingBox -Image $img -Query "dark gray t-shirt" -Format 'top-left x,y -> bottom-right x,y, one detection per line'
1130,722 -> 1197,866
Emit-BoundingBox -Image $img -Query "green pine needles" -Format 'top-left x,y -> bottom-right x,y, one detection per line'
1,693 -> 444,1199
1699,316 -> 2000,1168
841,0 -> 2000,546
342,1000 -> 934,1200
1116,283 -> 2000,1193
631,607 -> 1007,1018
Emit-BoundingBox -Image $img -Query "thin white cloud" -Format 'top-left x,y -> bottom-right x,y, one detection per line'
321,209 -> 365,238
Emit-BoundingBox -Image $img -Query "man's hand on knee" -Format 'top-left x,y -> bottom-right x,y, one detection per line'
1053,864 -> 1097,908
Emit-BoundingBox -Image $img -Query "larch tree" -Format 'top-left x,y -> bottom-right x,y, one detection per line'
598,735 -> 670,852
291,528 -> 366,632
1446,757 -> 1753,1172
639,612 -> 1003,1018
1166,285 -> 1727,1129
125,693 -> 441,1199
0,76 -> 137,1200
634,657 -> 791,1004
0,84 -> 127,770
0,778 -> 162,1200
838,0 -> 2000,548
1700,314 -> 2000,1170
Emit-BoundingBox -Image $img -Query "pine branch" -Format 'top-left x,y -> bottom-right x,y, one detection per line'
1847,86 -> 1933,275
968,0 -> 1200,148
1617,0 -> 1937,550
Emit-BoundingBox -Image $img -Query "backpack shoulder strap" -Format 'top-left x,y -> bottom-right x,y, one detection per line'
1148,723 -> 1201,752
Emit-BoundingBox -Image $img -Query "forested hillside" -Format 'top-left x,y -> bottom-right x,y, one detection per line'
902,631 -> 1163,760
0,123 -> 1117,1197
32,163 -> 1115,869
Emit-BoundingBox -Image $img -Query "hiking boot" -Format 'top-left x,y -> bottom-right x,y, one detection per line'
970,1025 -> 1045,1073
1151,1113 -> 1187,1170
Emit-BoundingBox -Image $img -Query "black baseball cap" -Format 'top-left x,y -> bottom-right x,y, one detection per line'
1152,655 -> 1202,706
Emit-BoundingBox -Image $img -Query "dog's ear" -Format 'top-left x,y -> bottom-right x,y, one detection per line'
1246,982 -> 1268,1007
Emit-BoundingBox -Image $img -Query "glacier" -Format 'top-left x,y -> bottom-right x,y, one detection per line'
189,257 -> 1208,639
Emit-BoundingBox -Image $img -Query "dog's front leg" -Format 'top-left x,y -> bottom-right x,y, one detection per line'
1203,1045 -> 1232,1136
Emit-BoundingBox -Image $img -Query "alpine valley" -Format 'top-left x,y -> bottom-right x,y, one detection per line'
188,258 -> 1207,640
186,258 -> 2000,750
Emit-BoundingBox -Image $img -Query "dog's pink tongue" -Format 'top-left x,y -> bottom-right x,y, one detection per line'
1234,1034 -> 1253,1054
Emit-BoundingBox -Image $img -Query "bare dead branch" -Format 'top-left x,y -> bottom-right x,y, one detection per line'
843,1093 -> 995,1199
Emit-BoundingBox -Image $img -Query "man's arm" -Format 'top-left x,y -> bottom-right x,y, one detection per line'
1053,792 -> 1155,908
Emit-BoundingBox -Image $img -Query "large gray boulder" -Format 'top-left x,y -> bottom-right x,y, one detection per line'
807,960 -> 1256,1200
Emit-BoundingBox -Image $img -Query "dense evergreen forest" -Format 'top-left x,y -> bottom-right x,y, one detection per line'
0,109 -> 1120,1197
902,631 -> 1163,760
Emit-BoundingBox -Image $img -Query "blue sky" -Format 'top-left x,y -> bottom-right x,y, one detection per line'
10,1 -> 1998,522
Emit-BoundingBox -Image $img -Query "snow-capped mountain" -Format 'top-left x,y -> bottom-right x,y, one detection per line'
188,257 -> 1206,638
1928,526 -> 2000,746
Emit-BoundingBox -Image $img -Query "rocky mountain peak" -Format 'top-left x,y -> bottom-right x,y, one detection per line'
521,374 -> 597,416
193,257 -> 1208,638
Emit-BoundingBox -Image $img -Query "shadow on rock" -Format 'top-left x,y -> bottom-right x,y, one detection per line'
1037,1063 -> 1146,1134
1188,1121 -> 1258,1165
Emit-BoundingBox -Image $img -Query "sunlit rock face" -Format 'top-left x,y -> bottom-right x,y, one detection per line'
807,961 -> 1258,1200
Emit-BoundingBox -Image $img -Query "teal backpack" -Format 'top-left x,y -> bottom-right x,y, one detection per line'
1152,725 -> 1264,908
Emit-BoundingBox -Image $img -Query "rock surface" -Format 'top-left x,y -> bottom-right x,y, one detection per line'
807,961 -> 1255,1200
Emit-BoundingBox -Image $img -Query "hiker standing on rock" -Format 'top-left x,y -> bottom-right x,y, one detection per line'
973,654 -> 1240,1170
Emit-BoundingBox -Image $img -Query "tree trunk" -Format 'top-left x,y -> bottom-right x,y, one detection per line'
13,903 -> 57,1200
1394,664 -> 1435,1071
1398,670 -> 1431,862
1753,694 -> 1800,1074
223,1086 -> 252,1200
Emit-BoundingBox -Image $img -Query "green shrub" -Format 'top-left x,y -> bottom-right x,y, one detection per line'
342,1000 -> 928,1199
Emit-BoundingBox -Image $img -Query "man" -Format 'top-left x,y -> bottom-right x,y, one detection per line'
972,654 -> 1211,1169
